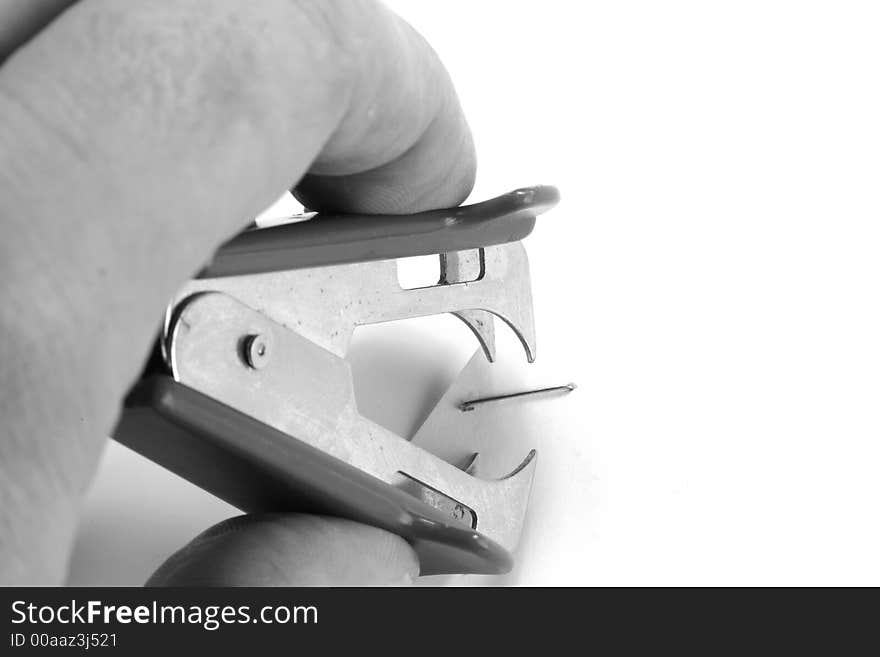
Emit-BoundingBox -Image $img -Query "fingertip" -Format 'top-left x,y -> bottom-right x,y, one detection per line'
147,514 -> 420,587
294,79 -> 477,215
293,133 -> 476,215
377,527 -> 421,585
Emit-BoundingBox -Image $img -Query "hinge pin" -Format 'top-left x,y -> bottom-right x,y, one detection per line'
243,334 -> 271,369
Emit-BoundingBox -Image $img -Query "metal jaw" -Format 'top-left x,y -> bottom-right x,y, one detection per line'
166,242 -> 535,364
114,187 -> 559,575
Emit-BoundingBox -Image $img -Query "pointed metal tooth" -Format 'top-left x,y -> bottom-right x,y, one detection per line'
452,310 -> 496,362
441,250 -> 496,361
485,242 -> 536,362
456,452 -> 480,474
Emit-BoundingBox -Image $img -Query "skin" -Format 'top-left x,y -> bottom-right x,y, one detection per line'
0,0 -> 476,585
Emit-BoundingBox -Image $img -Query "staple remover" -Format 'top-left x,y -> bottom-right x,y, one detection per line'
114,185 -> 560,575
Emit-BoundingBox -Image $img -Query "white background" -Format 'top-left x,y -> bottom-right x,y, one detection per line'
70,1 -> 880,585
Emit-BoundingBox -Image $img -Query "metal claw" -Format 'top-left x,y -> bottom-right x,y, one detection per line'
441,249 -> 497,362
168,242 -> 535,363
166,292 -> 537,553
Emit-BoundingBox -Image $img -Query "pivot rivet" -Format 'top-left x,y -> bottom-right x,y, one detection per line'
243,334 -> 270,370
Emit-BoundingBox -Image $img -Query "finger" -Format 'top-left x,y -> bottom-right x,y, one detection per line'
295,91 -> 476,213
0,0 -> 473,583
0,0 -> 77,64
293,5 -> 476,213
0,0 -> 475,214
147,514 -> 419,586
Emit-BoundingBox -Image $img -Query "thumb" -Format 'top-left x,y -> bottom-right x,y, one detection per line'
146,514 -> 420,586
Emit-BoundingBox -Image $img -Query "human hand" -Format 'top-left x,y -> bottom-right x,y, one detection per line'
0,0 -> 475,585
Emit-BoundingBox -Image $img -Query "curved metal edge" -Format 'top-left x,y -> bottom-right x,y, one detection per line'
451,310 -> 496,362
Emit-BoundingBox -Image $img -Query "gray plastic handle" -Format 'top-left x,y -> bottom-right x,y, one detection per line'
116,377 -> 513,576
199,186 -> 559,277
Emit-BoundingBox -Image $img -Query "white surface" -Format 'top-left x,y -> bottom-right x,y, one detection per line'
70,1 -> 880,585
